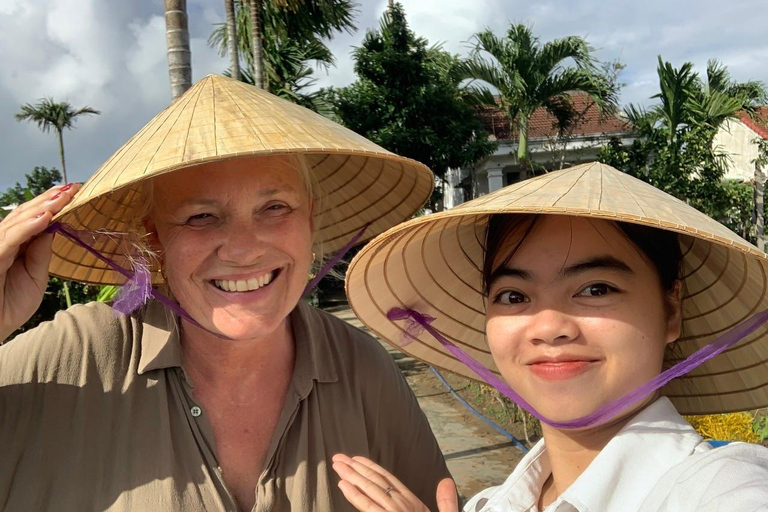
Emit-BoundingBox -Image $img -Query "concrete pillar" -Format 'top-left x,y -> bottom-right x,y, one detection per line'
487,168 -> 504,193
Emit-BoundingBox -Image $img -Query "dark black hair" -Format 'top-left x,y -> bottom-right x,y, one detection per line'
482,214 -> 682,296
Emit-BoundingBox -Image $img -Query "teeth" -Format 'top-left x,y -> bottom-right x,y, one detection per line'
214,271 -> 275,293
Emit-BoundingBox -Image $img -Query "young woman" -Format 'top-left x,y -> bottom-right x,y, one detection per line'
337,162 -> 768,511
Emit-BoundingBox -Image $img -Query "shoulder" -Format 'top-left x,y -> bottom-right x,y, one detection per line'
644,442 -> 768,511
302,304 -> 397,373
0,301 -> 138,385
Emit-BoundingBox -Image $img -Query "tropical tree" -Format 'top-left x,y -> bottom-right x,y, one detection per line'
164,0 -> 192,99
333,3 -> 497,210
599,57 -> 768,235
459,24 -> 619,171
15,100 -> 99,308
209,0 -> 355,97
16,99 -> 99,185
225,0 -> 241,81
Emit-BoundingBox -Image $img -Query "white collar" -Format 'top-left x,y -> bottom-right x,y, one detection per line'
475,398 -> 706,512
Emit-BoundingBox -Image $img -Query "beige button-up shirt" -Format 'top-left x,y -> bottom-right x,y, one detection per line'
0,300 -> 449,511
465,397 -> 768,512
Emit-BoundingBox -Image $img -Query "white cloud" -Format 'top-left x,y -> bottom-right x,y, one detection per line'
1,0 -> 768,190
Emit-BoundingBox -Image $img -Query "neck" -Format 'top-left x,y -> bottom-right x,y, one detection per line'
180,317 -> 296,395
538,399 -> 657,507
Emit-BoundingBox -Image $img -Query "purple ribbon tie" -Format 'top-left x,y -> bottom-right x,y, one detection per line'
387,306 -> 768,429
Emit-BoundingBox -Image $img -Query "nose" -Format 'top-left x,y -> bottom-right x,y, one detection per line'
215,218 -> 268,265
526,307 -> 580,346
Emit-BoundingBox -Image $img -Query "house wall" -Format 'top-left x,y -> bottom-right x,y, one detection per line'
714,119 -> 760,182
443,134 -> 633,209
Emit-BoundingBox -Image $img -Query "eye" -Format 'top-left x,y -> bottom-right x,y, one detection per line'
576,283 -> 616,297
263,202 -> 292,216
185,213 -> 216,226
493,290 -> 530,305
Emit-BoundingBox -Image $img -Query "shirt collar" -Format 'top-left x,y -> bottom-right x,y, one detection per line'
137,300 -> 182,374
137,300 -> 339,390
558,397 -> 704,512
476,398 -> 703,512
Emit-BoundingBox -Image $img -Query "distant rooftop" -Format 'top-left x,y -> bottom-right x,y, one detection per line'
477,92 -> 630,141
737,106 -> 768,140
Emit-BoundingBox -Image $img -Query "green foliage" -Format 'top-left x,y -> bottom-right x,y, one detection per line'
599,56 -> 768,231
754,413 -> 768,443
208,0 -> 355,114
332,3 -> 497,209
458,23 -> 619,168
96,285 -> 119,303
0,166 -> 62,216
15,99 -> 99,134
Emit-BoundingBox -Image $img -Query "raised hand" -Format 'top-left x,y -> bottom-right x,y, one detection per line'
332,454 -> 459,512
0,183 -> 80,341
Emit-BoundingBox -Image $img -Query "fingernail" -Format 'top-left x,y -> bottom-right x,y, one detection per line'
51,192 -> 61,200
60,184 -> 72,192
35,213 -> 45,218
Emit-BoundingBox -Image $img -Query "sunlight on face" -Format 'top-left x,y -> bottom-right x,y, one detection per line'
147,156 -> 314,341
485,216 -> 681,423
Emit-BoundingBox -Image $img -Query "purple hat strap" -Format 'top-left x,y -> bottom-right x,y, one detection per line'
46,222 -> 208,331
388,306 -> 768,429
303,222 -> 370,297
46,221 -> 366,335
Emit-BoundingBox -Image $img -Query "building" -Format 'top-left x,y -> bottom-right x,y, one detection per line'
444,93 -> 634,209
714,106 -> 768,183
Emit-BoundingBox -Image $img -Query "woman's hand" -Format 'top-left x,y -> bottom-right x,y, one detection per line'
332,454 -> 459,512
0,183 -> 80,341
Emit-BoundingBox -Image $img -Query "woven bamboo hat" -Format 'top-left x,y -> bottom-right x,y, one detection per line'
49,74 -> 433,285
347,161 -> 768,415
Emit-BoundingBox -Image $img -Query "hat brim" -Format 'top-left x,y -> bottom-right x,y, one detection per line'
346,163 -> 768,415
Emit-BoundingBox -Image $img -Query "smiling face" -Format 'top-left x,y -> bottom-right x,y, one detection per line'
147,156 -> 314,340
484,215 -> 681,423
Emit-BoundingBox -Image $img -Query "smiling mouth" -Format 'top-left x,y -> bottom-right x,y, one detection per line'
213,269 -> 280,293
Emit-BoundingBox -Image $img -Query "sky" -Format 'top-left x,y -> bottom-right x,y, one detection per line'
0,0 -> 766,190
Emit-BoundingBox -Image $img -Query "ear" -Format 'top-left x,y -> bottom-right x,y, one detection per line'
665,280 -> 683,344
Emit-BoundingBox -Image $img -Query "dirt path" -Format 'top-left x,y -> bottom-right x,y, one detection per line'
331,308 -> 525,501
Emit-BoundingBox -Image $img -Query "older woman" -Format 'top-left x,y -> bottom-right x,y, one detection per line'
337,162 -> 768,511
0,75 -> 449,512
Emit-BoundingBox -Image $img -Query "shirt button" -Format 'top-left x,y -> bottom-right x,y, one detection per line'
190,406 -> 202,417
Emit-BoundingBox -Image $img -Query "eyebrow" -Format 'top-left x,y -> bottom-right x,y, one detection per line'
489,255 -> 634,285
176,187 -> 296,207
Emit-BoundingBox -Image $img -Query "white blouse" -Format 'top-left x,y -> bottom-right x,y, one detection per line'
464,397 -> 768,512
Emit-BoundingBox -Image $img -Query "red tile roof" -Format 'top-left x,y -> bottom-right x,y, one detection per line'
737,106 -> 768,140
478,93 -> 630,141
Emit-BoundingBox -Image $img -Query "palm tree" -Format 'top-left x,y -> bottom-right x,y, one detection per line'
210,0 -> 356,91
164,0 -> 192,99
248,0 -> 266,88
15,99 -> 99,308
225,0 -> 241,81
15,99 -> 99,185
459,24 -> 619,171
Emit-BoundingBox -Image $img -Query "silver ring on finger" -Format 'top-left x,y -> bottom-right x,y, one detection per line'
384,486 -> 395,496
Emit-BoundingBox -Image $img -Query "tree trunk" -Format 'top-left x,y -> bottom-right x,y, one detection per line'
56,128 -> 68,185
517,115 -> 530,175
55,127 -> 73,307
756,162 -> 765,251
164,0 -> 192,100
225,0 -> 241,80
249,0 -> 265,89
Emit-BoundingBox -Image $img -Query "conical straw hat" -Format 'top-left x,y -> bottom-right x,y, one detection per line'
50,74 -> 433,285
347,161 -> 768,415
